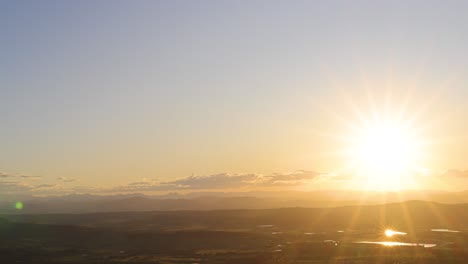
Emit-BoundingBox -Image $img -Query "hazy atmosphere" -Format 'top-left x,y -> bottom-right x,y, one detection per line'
5,1 -> 468,264
3,1 -> 468,197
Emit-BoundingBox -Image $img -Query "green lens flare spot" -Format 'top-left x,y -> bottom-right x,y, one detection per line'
15,202 -> 24,210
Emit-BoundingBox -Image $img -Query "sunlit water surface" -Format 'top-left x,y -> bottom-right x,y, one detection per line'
355,241 -> 437,248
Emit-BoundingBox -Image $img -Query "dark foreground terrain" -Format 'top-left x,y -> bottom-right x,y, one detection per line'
2,201 -> 468,263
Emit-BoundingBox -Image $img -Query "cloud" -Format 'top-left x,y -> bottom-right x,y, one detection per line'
0,172 -> 14,178
0,169 -> 328,195
260,170 -> 321,186
0,181 -> 34,193
128,181 -> 152,186
0,172 -> 42,181
35,184 -> 57,189
19,175 -> 42,180
56,177 -> 76,183
91,169 -> 468,194
16,168 -> 464,196
98,171 -> 325,193
162,173 -> 259,189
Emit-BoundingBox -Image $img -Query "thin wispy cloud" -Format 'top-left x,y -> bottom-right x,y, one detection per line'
0,168 -> 467,197
0,181 -> 33,193
0,172 -> 41,180
35,184 -> 57,189
162,173 -> 259,189
127,181 -> 152,186
19,175 -> 42,180
56,177 -> 77,183
101,171 -> 325,193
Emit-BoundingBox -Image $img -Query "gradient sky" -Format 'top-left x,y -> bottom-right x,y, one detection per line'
2,1 -> 468,195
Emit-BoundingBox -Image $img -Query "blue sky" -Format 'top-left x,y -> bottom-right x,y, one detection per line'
2,1 -> 468,194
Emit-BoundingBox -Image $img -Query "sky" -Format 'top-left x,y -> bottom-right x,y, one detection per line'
2,0 -> 468,196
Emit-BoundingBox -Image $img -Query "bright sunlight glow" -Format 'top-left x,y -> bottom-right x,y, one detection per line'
345,117 -> 427,191
354,122 -> 419,174
385,229 -> 407,237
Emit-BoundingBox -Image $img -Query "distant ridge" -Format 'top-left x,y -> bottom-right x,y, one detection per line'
2,200 -> 468,232
3,190 -> 468,214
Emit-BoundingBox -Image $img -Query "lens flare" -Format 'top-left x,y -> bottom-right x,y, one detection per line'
15,201 -> 24,210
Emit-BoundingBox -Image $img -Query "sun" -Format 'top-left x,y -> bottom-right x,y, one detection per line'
345,118 -> 426,190
353,121 -> 419,174
328,88 -> 435,191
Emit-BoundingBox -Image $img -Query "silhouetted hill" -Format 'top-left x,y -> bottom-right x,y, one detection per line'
0,196 -> 360,214
3,200 -> 468,232
5,190 -> 468,214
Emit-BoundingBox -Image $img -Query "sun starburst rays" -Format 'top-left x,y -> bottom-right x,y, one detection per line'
326,87 -> 434,192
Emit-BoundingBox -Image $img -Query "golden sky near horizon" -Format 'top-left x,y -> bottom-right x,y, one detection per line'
3,1 -> 468,195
